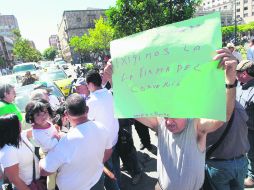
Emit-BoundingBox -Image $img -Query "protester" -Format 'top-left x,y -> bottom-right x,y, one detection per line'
205,101 -> 249,189
74,77 -> 90,99
103,48 -> 237,190
117,119 -> 143,185
0,83 -> 22,121
227,42 -> 242,62
134,120 -> 154,151
235,60 -> 254,187
22,71 -> 37,86
25,99 -> 59,190
85,70 -> 120,190
40,94 -> 113,190
247,38 -> 254,61
0,114 -> 40,190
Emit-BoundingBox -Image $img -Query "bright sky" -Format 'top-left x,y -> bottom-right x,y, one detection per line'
0,0 -> 116,52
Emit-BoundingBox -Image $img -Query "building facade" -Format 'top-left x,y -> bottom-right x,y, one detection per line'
0,36 -> 14,67
0,15 -> 19,40
49,34 -> 59,49
57,9 -> 106,64
197,0 -> 254,25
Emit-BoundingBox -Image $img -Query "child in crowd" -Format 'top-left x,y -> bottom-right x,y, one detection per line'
25,99 -> 61,190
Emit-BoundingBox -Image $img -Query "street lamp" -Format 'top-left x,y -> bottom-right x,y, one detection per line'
234,0 -> 237,45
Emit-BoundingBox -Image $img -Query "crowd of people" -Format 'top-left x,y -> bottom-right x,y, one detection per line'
0,38 -> 253,190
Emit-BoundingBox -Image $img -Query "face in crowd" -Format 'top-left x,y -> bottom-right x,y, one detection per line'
164,118 -> 187,133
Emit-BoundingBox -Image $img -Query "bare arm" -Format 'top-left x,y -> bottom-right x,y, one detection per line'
198,48 -> 237,134
39,166 -> 54,176
4,164 -> 31,190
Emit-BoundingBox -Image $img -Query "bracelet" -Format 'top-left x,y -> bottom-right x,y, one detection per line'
225,80 -> 237,89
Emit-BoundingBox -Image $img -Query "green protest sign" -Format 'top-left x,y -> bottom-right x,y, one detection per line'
110,12 -> 225,121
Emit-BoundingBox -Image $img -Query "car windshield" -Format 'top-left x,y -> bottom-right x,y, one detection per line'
15,83 -> 64,112
57,61 -> 66,65
40,71 -> 67,81
0,75 -> 17,84
13,64 -> 36,73
15,84 -> 35,112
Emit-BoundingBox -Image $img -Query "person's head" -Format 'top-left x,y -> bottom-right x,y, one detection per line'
164,118 -> 187,133
74,78 -> 89,96
0,114 -> 20,149
86,70 -> 102,92
52,105 -> 68,128
226,43 -> 235,53
236,60 -> 254,83
249,38 -> 254,47
65,94 -> 88,126
25,99 -> 53,127
30,89 -> 50,102
0,83 -> 16,103
25,71 -> 31,77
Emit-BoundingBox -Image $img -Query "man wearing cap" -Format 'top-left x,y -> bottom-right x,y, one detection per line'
247,38 -> 254,61
227,42 -> 242,62
74,77 -> 90,99
236,60 -> 254,187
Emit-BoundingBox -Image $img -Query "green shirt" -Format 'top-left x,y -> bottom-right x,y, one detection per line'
0,101 -> 23,121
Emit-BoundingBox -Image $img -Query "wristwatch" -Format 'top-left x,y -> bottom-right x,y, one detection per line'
225,80 -> 237,89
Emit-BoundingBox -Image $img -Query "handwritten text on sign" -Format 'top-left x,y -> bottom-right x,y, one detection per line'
110,12 -> 226,121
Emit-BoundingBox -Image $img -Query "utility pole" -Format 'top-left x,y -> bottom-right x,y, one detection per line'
234,0 -> 237,45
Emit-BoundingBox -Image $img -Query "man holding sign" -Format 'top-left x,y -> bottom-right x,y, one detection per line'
103,47 -> 237,190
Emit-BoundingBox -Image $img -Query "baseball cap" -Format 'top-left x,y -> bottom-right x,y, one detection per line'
74,78 -> 87,86
236,60 -> 254,76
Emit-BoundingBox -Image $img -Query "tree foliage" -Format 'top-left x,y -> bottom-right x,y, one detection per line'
42,47 -> 58,60
69,17 -> 114,62
106,0 -> 200,37
0,57 -> 4,65
12,30 -> 42,62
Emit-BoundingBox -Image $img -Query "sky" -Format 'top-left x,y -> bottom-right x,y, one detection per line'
0,0 -> 116,52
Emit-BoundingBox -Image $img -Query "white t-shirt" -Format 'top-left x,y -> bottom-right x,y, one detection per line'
40,121 -> 112,190
0,132 -> 40,185
32,123 -> 58,153
49,95 -> 60,111
87,88 -> 119,146
247,46 -> 254,61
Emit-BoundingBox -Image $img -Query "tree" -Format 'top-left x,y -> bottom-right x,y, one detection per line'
43,47 -> 58,60
13,38 -> 42,62
106,0 -> 200,37
88,17 -> 115,51
0,57 -> 5,66
69,17 -> 115,63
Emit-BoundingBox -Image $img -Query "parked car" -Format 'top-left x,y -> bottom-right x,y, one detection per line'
13,62 -> 38,73
39,70 -> 72,96
0,74 -> 21,87
55,60 -> 69,70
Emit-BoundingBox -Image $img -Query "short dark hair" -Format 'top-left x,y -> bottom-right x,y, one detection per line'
0,114 -> 20,148
25,99 -> 53,124
65,94 -> 86,116
52,105 -> 66,126
0,83 -> 14,99
86,70 -> 102,87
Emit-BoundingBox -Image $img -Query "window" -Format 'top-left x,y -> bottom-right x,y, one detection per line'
224,5 -> 227,9
87,15 -> 96,28
244,0 -> 248,3
237,8 -> 240,12
244,6 -> 248,10
252,12 -> 254,15
244,13 -> 248,17
76,17 -> 81,22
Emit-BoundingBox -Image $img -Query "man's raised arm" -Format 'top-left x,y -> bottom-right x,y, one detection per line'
198,48 -> 237,134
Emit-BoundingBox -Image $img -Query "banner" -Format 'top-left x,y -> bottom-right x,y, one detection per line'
110,12 -> 225,121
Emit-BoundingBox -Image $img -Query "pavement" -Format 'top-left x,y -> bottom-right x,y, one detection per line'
120,127 -> 158,190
